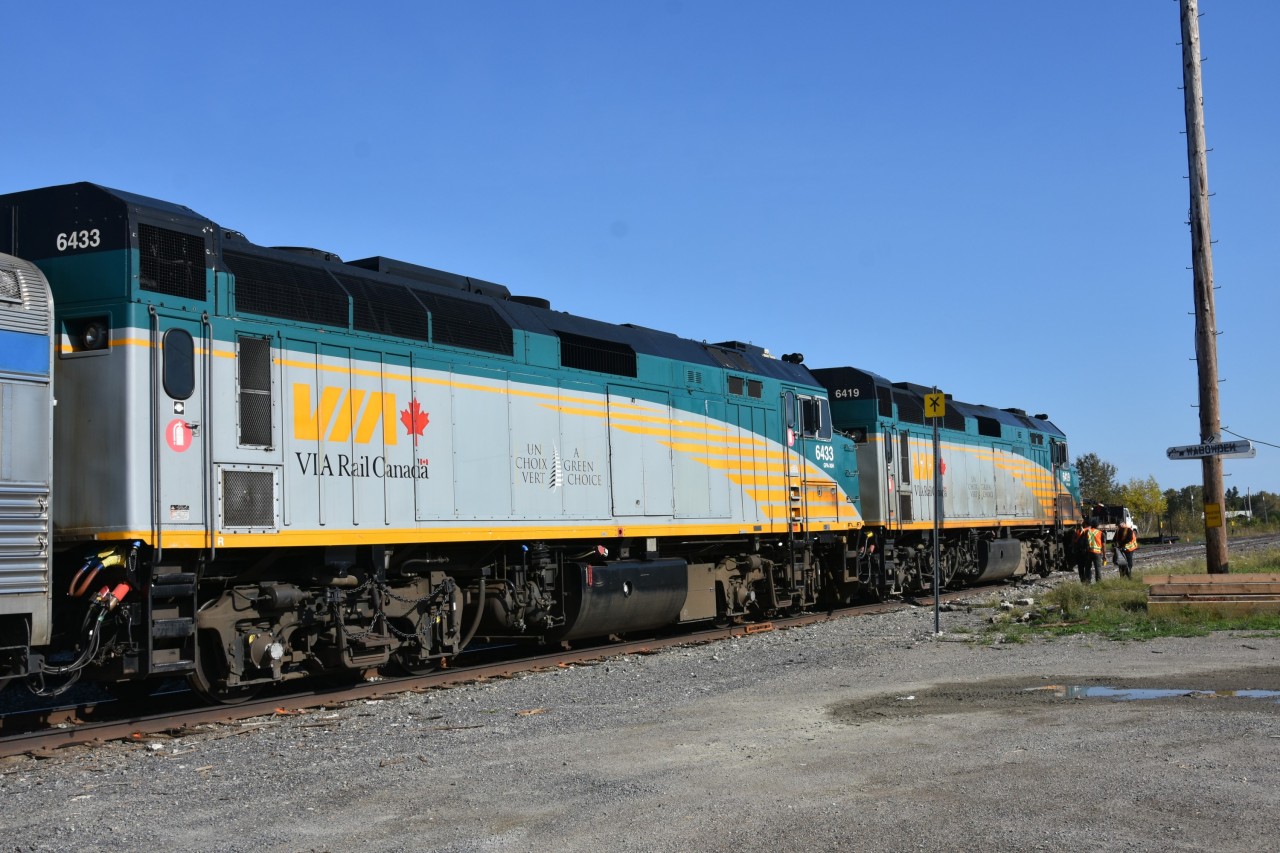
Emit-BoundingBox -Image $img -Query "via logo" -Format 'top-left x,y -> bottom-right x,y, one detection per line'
293,384 -> 400,445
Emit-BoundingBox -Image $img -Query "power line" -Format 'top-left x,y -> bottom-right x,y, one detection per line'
1222,427 -> 1280,451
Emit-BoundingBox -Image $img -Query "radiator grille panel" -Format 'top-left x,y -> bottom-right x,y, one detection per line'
225,250 -> 350,327
223,249 -> 513,356
557,331 -> 637,377
422,291 -> 513,355
338,273 -> 430,341
139,224 -> 206,300
893,390 -> 924,425
221,470 -> 275,528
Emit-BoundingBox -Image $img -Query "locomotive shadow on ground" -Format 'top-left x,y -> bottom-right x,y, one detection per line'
828,666 -> 1280,722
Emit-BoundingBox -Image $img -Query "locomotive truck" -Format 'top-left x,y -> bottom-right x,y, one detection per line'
0,183 -> 1081,702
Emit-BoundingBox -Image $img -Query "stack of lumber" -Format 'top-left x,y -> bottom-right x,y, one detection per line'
1145,573 -> 1280,616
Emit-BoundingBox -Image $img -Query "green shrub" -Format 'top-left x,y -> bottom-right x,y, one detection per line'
1043,582 -> 1096,620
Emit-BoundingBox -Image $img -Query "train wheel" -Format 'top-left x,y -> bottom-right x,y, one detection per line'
188,630 -> 260,704
389,650 -> 442,676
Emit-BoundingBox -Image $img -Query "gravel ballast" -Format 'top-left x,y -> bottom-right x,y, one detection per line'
3,575 -> 1279,852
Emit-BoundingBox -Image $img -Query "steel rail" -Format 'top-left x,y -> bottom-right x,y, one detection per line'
1,591 -> 969,758
10,537 -> 1278,757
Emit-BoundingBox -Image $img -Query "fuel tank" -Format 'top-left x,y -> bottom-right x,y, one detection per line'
973,539 -> 1026,582
556,559 -> 688,642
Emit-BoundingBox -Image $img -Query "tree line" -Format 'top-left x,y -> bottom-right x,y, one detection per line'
1074,451 -> 1276,536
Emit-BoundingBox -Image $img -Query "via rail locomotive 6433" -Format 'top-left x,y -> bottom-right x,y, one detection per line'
0,183 -> 1081,701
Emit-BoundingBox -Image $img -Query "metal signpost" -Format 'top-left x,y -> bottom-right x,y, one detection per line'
925,391 -> 945,634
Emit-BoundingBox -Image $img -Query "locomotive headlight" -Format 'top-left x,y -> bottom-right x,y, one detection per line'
81,320 -> 109,351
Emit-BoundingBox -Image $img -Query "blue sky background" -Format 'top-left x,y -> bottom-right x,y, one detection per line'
6,1 -> 1278,500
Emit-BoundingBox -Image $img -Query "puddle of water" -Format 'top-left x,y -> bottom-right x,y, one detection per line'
1025,685 -> 1280,702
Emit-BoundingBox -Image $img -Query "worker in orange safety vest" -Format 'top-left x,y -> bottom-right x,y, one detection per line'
1113,523 -> 1139,579
1083,519 -> 1105,584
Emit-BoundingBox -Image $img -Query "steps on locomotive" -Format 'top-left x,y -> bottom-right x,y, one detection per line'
145,567 -> 197,674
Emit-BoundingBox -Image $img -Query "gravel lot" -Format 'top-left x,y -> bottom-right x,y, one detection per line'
3,564 -> 1279,852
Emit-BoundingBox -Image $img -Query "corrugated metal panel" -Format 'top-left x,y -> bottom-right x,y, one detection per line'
0,482 -> 50,596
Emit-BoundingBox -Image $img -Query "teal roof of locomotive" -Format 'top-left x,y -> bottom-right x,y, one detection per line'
810,365 -> 1067,438
1,182 -> 816,386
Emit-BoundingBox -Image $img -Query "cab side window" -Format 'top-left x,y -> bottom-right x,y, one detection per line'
800,396 -> 832,441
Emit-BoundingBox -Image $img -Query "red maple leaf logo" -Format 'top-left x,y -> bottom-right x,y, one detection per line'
400,398 -> 429,436
939,459 -> 947,475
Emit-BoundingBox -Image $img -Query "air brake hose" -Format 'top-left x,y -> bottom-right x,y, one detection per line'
68,546 -> 134,597
68,561 -> 103,597
459,579 -> 487,650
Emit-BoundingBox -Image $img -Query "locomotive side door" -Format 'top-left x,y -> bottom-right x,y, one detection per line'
883,425 -> 907,533
607,387 -> 674,517
728,401 -> 768,525
151,311 -> 208,552
992,441 -> 1014,517
1030,440 -> 1052,521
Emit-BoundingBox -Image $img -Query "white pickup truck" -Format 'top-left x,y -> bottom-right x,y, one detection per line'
1089,504 -> 1135,544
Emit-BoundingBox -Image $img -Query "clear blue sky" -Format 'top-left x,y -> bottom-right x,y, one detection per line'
7,1 -> 1278,500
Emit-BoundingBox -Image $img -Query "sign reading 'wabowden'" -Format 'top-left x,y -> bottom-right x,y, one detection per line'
1165,439 -> 1256,460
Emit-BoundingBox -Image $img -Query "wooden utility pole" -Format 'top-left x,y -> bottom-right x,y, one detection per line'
1179,0 -> 1229,573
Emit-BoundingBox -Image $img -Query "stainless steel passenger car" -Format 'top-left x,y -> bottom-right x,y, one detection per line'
0,254 -> 54,681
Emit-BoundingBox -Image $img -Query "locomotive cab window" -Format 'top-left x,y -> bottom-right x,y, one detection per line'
162,328 -> 195,400
800,396 -> 831,441
1052,440 -> 1069,466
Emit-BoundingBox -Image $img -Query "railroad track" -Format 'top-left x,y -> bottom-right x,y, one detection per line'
1137,532 -> 1280,568
2,591 -> 964,758
10,535 -> 1276,759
